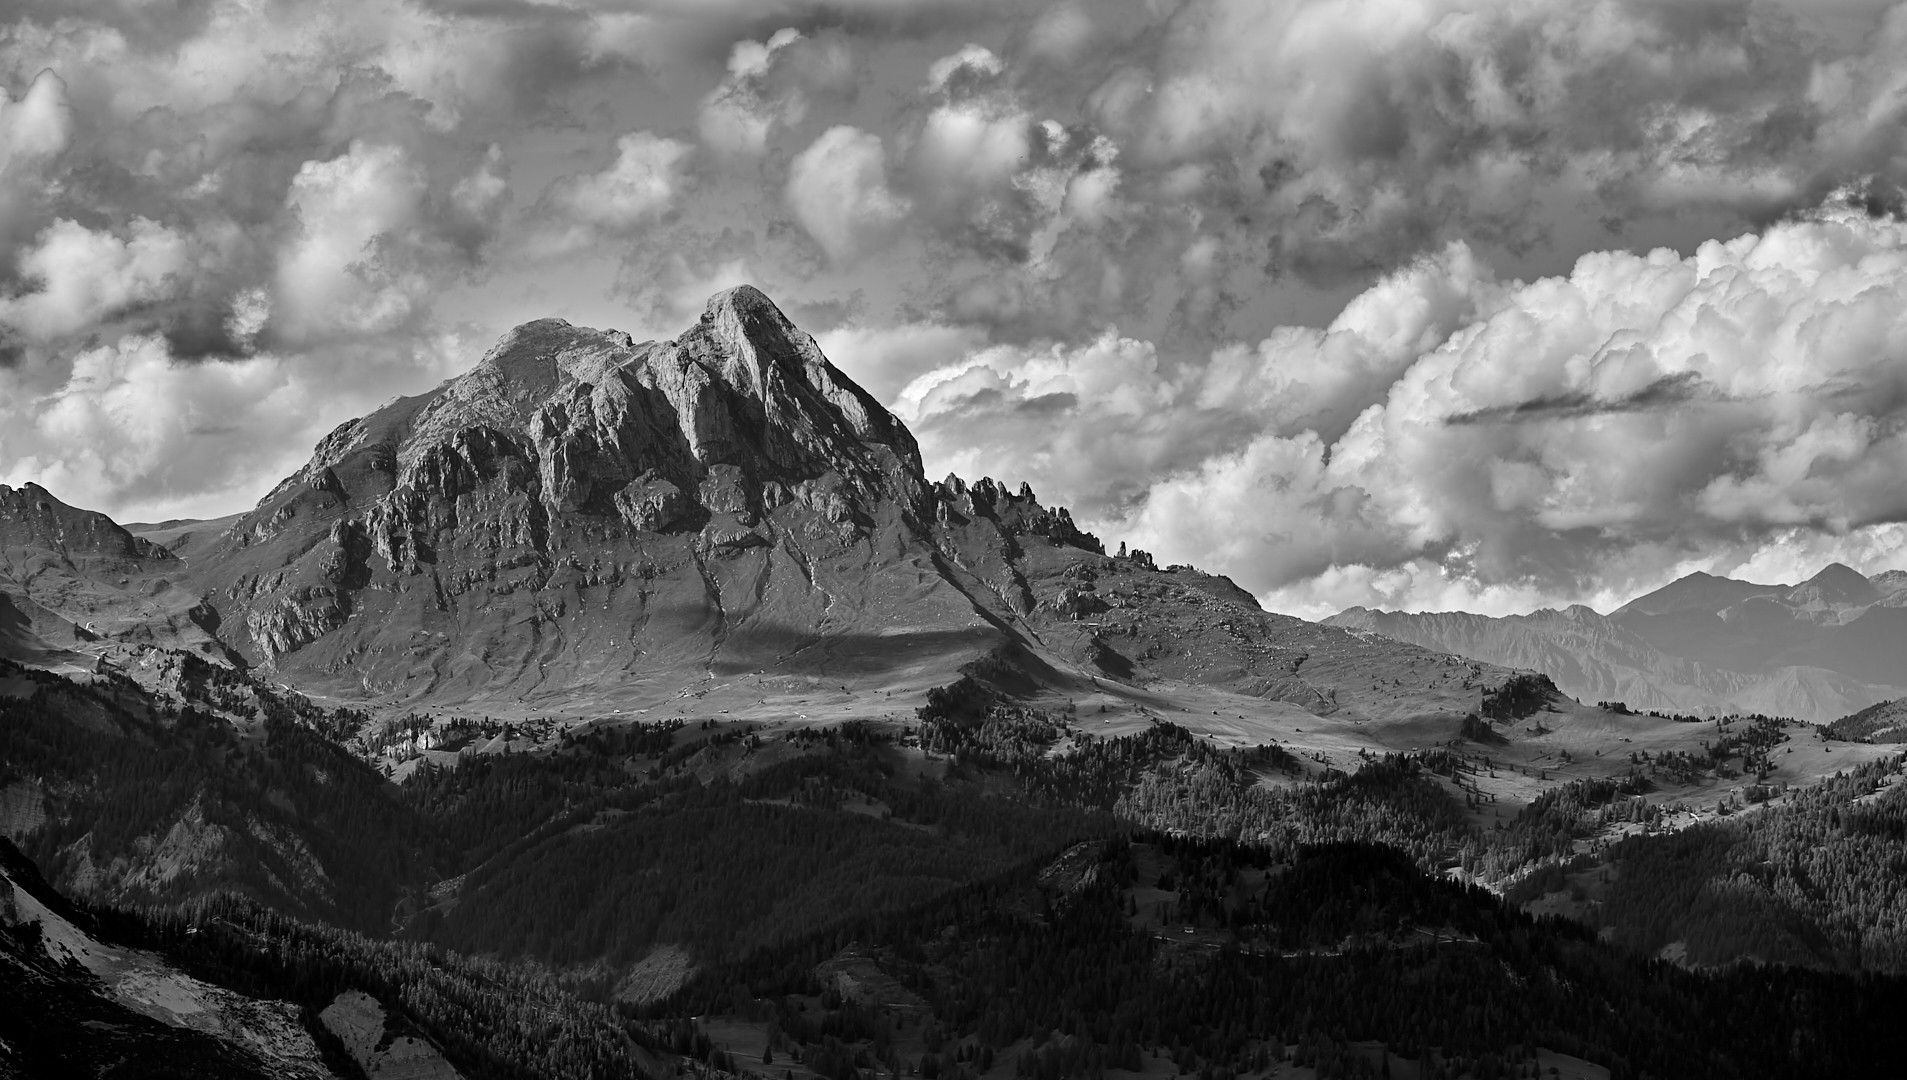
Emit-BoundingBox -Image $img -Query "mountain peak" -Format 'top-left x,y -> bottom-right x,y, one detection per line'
1789,561 -> 1877,606
698,284 -> 796,362
463,317 -> 622,410
1612,569 -> 1786,617
704,283 -> 780,322
193,287 -> 947,672
686,285 -> 822,399
1805,562 -> 1867,586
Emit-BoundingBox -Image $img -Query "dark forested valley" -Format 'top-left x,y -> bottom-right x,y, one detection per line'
9,650 -> 1907,1080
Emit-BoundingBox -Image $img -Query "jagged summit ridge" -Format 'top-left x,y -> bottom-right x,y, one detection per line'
275,286 -> 927,552
1787,562 -> 1880,608
694,285 -> 909,454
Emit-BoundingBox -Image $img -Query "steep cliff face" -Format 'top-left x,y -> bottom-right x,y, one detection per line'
182,287 -> 980,706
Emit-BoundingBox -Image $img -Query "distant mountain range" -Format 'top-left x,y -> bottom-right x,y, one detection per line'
1326,565 -> 1907,722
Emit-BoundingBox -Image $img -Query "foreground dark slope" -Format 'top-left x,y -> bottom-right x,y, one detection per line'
9,614 -> 1907,1079
0,656 -> 434,930
13,817 -> 1907,1080
0,838 -> 339,1079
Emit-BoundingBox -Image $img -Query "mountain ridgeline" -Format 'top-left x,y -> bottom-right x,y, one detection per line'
2,285 -> 1536,724
1327,565 -> 1907,723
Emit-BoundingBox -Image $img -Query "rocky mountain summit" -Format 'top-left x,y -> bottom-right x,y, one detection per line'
175,285 -> 975,704
1328,563 -> 1907,722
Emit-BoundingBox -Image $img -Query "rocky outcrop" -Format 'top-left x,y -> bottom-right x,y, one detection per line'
612,473 -> 690,532
934,475 -> 1103,554
245,587 -> 351,657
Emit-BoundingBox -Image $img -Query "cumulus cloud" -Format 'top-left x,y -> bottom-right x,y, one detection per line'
786,126 -> 910,264
1023,2 -> 1095,63
696,27 -> 849,160
1194,242 -> 1502,442
906,193 -> 1907,613
900,241 -> 1501,510
814,321 -> 991,402
0,3 -> 517,507
541,132 -> 695,245
916,56 -> 1032,195
901,329 -> 1186,508
0,218 -> 192,340
0,68 -> 73,277
0,68 -> 68,169
0,324 -> 470,520
276,142 -> 433,340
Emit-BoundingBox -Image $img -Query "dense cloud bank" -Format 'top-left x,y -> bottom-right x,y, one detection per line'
2,0 -> 1905,612
907,196 -> 1907,615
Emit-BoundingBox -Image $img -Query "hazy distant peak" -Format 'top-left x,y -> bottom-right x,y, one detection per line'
1327,560 -> 1906,722
1612,569 -> 1786,617
1794,562 -> 1876,600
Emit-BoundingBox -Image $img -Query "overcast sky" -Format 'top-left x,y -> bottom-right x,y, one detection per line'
3,0 -> 1907,617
